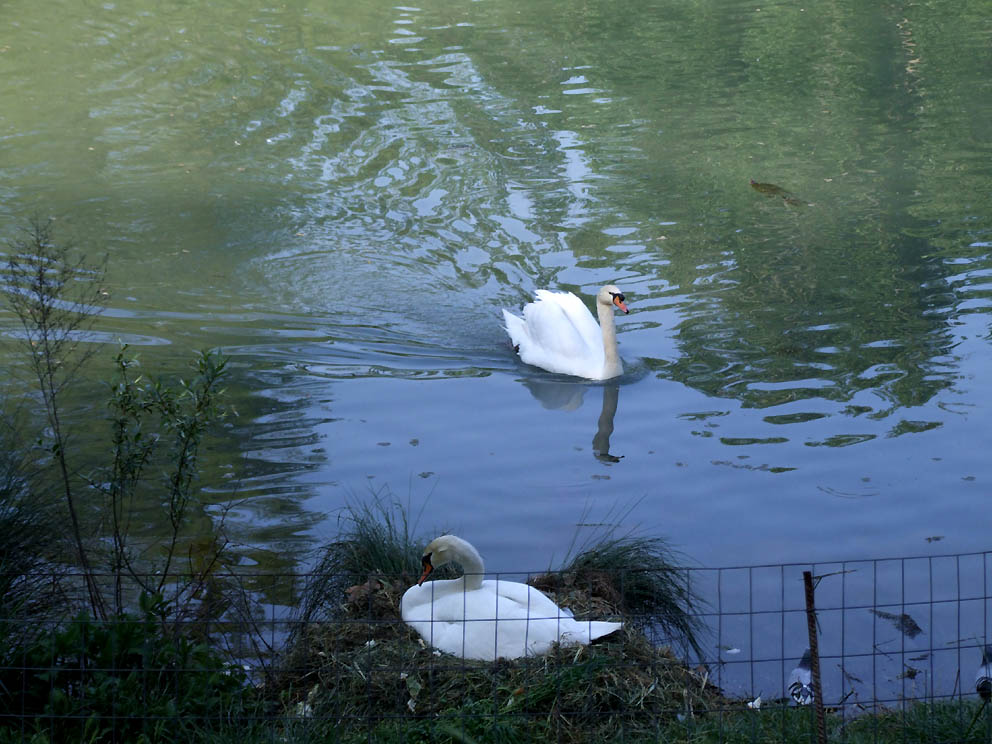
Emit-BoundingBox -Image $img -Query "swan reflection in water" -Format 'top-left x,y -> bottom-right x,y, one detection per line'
521,380 -> 623,463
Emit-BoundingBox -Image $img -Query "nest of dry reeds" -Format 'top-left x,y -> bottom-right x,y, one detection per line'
278,572 -> 721,744
271,494 -> 717,742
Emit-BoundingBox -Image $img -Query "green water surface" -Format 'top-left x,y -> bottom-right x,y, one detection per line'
2,0 -> 991,579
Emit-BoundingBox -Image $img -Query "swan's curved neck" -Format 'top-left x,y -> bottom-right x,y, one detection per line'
447,538 -> 485,591
597,302 -> 622,378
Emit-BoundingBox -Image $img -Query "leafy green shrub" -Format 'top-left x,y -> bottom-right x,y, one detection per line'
4,220 -> 234,621
0,593 -> 251,743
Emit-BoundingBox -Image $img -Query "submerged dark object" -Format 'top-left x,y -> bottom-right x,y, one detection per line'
750,178 -> 805,206
750,178 -> 788,196
870,608 -> 923,638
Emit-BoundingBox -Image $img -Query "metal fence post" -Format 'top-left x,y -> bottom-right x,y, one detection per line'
803,570 -> 827,744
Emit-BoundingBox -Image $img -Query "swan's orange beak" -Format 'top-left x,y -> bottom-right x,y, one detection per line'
417,555 -> 434,586
613,296 -> 629,314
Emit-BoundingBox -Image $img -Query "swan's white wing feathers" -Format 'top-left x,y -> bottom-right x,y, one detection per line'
486,578 -> 575,619
402,578 -> 621,661
502,308 -> 530,348
504,291 -> 606,378
525,291 -> 601,358
402,581 -> 572,623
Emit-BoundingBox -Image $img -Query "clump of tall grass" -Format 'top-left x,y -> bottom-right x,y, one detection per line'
294,488 -> 438,627
530,500 -> 706,658
0,424 -> 65,625
532,533 -> 705,659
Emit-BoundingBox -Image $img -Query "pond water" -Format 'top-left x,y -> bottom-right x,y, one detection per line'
2,0 -> 992,649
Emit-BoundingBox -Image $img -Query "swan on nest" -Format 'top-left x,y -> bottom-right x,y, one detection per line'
401,535 -> 622,661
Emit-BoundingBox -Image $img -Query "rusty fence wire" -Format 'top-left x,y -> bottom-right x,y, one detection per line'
1,550 -> 990,743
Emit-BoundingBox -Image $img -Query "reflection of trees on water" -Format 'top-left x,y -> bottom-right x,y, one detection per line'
623,4 -> 985,417
522,380 -> 622,463
214,368 -> 328,580
659,217 -> 958,414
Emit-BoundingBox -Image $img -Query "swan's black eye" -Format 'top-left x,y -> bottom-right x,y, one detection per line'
611,292 -> 625,303
421,553 -> 432,568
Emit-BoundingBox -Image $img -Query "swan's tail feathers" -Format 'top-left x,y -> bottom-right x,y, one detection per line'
502,309 -> 528,353
587,621 -> 623,641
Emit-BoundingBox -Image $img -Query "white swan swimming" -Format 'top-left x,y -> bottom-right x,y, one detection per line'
502,285 -> 629,380
400,535 -> 622,661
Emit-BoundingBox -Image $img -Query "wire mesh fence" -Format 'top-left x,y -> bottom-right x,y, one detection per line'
1,549 -> 991,743
699,552 -> 991,718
